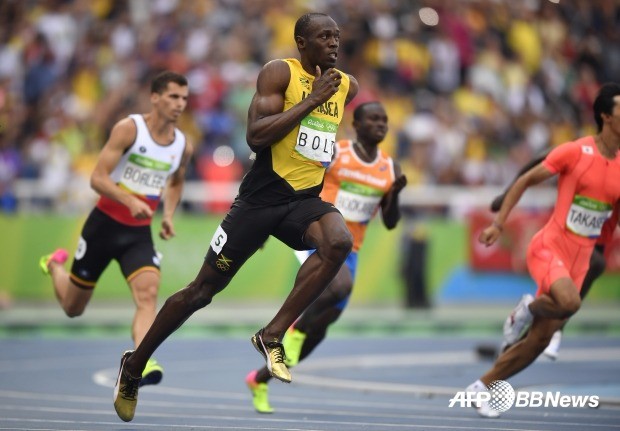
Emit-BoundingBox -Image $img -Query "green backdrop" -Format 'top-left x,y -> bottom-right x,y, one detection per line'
0,214 -> 406,303
1,214 -> 617,303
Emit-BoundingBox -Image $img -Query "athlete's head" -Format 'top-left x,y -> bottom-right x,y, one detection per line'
150,71 -> 189,122
294,13 -> 340,71
593,82 -> 620,132
353,102 -> 388,146
151,71 -> 188,95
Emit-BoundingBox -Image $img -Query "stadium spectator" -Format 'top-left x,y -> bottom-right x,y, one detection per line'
1,0 -> 619,212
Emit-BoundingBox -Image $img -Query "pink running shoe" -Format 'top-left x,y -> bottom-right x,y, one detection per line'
39,248 -> 69,275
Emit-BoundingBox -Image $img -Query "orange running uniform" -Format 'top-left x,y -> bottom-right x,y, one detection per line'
527,136 -> 620,296
320,140 -> 396,252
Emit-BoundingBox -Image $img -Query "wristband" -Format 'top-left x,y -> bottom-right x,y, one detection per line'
492,221 -> 503,232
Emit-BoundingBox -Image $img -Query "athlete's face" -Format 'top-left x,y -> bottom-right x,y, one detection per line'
301,16 -> 340,71
355,105 -> 388,146
152,82 -> 189,122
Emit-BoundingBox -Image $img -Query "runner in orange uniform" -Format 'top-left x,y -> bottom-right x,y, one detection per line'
322,140 -> 398,253
526,137 -> 618,295
484,149 -> 616,359
466,82 -> 620,418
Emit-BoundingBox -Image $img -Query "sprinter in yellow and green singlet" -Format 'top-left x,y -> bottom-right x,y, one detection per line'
113,13 -> 358,422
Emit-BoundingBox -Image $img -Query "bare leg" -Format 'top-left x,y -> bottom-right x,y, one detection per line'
255,305 -> 344,384
128,270 -> 159,347
295,263 -> 352,335
513,246 -> 605,348
482,277 -> 580,383
556,245 -> 606,332
529,277 -> 581,319
124,262 -> 231,377
261,255 -> 343,339
261,213 -> 352,340
48,261 -> 93,317
482,316 -> 563,385
254,260 -> 352,385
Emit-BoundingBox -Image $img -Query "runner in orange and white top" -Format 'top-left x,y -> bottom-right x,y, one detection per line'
246,101 -> 407,413
467,82 -> 620,418
322,141 -> 397,252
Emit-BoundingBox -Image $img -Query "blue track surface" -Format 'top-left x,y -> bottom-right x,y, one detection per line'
1,335 -> 619,430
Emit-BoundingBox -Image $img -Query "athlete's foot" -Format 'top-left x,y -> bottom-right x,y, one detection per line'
282,327 -> 306,367
502,294 -> 534,346
140,358 -> 164,387
251,329 -> 291,383
245,370 -> 274,413
466,381 -> 501,418
113,350 -> 142,422
39,249 -> 69,275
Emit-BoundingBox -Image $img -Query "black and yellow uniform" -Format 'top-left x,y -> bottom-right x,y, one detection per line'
239,58 -> 350,205
206,59 -> 350,276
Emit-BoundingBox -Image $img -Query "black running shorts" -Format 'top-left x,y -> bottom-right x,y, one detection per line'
205,197 -> 340,276
69,208 -> 159,289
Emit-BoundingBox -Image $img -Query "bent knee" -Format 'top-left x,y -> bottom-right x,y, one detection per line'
559,297 -> 580,318
329,279 -> 353,302
173,279 -> 226,310
167,286 -> 209,311
323,232 -> 353,260
134,284 -> 158,308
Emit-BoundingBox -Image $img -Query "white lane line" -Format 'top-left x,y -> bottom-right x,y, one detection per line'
91,348 -> 620,406
2,407 -> 620,431
4,392 -> 619,421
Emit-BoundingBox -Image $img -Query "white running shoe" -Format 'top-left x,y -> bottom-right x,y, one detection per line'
503,294 -> 534,346
466,382 -> 501,418
543,330 -> 562,360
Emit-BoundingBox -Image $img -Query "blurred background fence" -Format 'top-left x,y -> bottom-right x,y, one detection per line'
1,0 -> 619,308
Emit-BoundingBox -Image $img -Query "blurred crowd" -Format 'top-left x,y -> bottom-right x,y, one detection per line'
1,0 -> 619,213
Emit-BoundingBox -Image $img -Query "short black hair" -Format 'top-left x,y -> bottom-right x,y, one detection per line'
593,82 -> 620,132
294,13 -> 329,39
353,101 -> 382,121
151,71 -> 188,94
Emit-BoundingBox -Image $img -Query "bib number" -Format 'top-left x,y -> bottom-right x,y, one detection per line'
334,182 -> 384,223
566,195 -> 612,238
295,116 -> 337,165
120,153 -> 170,197
210,225 -> 228,254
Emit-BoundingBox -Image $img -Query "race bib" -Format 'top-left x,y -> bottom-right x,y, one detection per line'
334,181 -> 383,223
120,153 -> 170,197
566,195 -> 612,238
210,225 -> 228,254
295,115 -> 337,166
